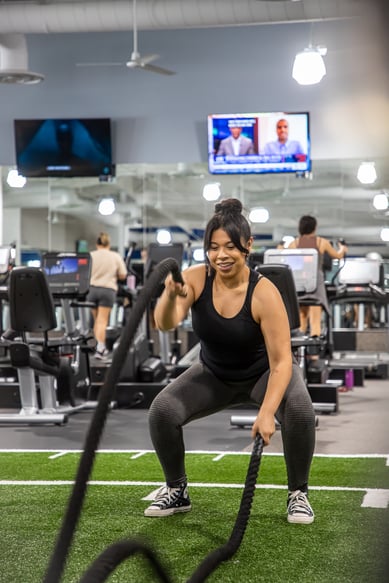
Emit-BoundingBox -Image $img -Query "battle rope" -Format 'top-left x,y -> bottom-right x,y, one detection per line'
42,257 -> 264,583
186,433 -> 263,583
42,258 -> 182,583
78,434 -> 264,583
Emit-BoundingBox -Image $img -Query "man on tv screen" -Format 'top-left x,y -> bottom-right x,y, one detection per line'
263,118 -> 306,161
216,121 -> 255,156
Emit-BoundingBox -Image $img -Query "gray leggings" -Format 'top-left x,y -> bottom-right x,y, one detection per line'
148,362 -> 316,491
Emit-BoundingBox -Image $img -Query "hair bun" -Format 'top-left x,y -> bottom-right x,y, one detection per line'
214,198 -> 242,215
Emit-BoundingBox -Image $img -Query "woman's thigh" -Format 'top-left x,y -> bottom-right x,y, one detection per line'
151,362 -> 245,426
249,363 -> 307,408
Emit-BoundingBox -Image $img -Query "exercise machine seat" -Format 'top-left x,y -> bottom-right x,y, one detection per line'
6,267 -> 66,374
9,266 -> 57,334
255,263 -> 300,332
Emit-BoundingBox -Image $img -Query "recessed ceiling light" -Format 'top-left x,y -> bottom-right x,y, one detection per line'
156,229 -> 172,244
357,162 -> 377,185
7,169 -> 26,188
202,183 -> 221,201
373,192 -> 388,210
249,207 -> 270,223
98,197 -> 116,215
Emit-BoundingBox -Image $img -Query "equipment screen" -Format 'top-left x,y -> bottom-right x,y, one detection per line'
145,243 -> 184,277
338,258 -> 382,286
263,249 -> 318,293
42,252 -> 91,297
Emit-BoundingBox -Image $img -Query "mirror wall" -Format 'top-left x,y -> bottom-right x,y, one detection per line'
2,157 -> 389,264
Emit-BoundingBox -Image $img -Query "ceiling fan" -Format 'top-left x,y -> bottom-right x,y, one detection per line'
76,0 -> 175,76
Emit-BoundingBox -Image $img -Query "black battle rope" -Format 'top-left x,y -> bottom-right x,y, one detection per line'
42,258 -> 183,583
186,433 -> 264,583
77,434 -> 264,583
78,539 -> 174,583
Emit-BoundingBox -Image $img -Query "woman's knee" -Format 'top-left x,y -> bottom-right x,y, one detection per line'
283,366 -> 314,413
148,390 -> 181,429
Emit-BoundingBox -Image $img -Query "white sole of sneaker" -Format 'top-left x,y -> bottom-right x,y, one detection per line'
144,505 -> 192,517
287,515 -> 314,524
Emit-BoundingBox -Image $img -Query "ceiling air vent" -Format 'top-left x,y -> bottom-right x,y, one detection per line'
0,34 -> 44,85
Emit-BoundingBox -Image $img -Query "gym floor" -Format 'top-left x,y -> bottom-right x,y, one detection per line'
0,376 -> 388,456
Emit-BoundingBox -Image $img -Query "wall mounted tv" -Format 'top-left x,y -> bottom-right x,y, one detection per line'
208,111 -> 310,175
14,118 -> 114,178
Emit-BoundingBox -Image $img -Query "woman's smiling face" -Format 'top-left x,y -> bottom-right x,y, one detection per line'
207,228 -> 251,278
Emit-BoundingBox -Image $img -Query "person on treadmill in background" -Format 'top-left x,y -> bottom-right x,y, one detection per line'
288,215 -> 348,338
86,232 -> 127,359
143,198 -> 316,525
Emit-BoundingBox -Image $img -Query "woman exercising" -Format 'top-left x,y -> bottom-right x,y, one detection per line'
288,215 -> 348,337
145,198 -> 316,524
87,232 -> 127,359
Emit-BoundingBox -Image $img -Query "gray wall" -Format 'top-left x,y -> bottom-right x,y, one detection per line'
0,16 -> 388,166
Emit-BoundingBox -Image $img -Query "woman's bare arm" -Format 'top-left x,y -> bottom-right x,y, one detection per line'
250,277 -> 293,444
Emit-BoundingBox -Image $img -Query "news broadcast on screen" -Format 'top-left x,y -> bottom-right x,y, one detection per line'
208,111 -> 311,175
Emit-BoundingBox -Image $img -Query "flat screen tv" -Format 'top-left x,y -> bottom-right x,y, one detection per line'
14,118 -> 114,178
208,111 -> 310,175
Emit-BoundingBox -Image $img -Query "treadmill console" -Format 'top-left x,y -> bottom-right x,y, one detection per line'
263,248 -> 319,294
41,252 -> 91,298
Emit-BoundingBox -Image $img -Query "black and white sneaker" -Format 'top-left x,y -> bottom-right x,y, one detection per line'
287,490 -> 314,524
144,483 -> 191,517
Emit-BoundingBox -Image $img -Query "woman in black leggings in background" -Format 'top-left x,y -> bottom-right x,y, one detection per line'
144,198 -> 316,524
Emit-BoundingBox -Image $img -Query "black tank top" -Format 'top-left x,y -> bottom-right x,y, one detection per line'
191,268 -> 269,381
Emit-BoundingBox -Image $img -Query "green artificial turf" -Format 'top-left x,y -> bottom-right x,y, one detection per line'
0,451 -> 388,488
0,451 -> 388,583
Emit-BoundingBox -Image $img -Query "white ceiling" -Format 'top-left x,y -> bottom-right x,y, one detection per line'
1,0 -> 389,256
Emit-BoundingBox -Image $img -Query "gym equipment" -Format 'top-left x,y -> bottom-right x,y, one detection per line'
145,242 -> 185,363
0,267 -> 71,424
329,256 -> 389,378
264,261 -> 341,412
0,245 -> 14,336
90,242 -> 186,407
263,247 -> 335,369
263,248 -> 319,293
0,253 -> 99,425
41,251 -> 99,401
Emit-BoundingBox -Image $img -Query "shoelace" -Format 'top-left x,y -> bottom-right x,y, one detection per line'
153,486 -> 182,506
288,491 -> 312,515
